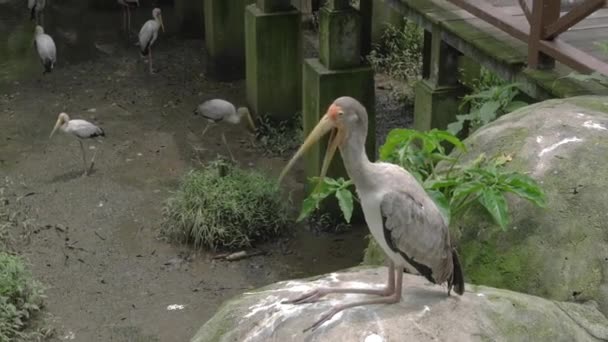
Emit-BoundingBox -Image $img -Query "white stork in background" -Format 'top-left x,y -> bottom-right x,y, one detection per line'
28,0 -> 45,25
138,8 -> 164,74
193,99 -> 257,161
50,112 -> 105,177
279,97 -> 465,332
117,0 -> 139,35
34,25 -> 56,74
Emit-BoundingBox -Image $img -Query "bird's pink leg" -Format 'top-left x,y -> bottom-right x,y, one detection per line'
283,260 -> 396,305
149,48 -> 154,74
303,265 -> 404,333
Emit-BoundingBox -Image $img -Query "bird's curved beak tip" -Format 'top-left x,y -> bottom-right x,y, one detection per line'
278,114 -> 336,185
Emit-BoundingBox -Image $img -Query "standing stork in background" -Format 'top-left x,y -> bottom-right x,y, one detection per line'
34,25 -> 56,74
279,97 -> 465,332
117,0 -> 139,36
138,8 -> 164,74
193,99 -> 257,162
28,0 -> 45,25
50,112 -> 105,177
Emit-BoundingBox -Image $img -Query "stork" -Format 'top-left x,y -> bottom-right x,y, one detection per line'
278,97 -> 465,332
50,112 -> 105,177
193,99 -> 256,161
34,25 -> 56,74
117,0 -> 139,35
28,0 -> 45,25
138,8 -> 164,74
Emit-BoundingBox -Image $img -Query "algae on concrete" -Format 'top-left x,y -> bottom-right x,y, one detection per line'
245,4 -> 301,121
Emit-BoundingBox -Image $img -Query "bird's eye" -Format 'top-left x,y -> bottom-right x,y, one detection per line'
338,111 -> 344,116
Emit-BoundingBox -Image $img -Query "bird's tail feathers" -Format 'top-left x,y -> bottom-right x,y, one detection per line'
43,60 -> 53,74
450,248 -> 465,296
140,43 -> 150,57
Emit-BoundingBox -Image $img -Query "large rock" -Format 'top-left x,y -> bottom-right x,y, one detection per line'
191,267 -> 608,341
364,96 -> 608,316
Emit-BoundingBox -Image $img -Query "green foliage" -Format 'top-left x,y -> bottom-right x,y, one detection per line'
161,159 -> 290,250
297,177 -> 356,224
298,129 -> 545,230
367,21 -> 423,82
448,82 -> 528,136
254,113 -> 303,157
0,253 -> 44,342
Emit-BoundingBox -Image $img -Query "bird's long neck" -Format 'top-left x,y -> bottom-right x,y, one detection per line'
339,126 -> 374,190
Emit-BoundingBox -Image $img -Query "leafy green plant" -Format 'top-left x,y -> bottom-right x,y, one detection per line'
367,21 -> 423,82
298,129 -> 545,229
297,177 -> 356,223
0,253 -> 44,341
161,159 -> 290,250
447,82 -> 528,136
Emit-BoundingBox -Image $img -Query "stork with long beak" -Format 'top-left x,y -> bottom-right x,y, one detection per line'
278,97 -> 465,332
50,112 -> 105,177
193,99 -> 257,162
138,8 -> 165,74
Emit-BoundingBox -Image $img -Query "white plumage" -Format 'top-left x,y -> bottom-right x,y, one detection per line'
138,8 -> 164,74
34,25 -> 56,74
193,99 -> 257,162
50,112 -> 105,176
279,97 -> 465,332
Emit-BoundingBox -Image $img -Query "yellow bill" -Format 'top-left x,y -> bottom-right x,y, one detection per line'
278,110 -> 345,189
49,119 -> 61,138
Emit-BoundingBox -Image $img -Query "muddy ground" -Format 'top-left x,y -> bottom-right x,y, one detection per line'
1,7 -> 412,342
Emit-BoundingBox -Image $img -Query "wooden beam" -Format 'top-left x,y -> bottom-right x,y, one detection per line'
445,0 -> 608,76
517,0 -> 533,23
529,0 -> 560,69
544,0 -> 604,39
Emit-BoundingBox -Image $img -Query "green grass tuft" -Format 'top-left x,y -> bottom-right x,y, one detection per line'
0,253 -> 44,342
161,160 -> 290,250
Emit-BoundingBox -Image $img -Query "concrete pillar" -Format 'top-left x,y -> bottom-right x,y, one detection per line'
175,0 -> 204,38
245,0 -> 302,120
414,26 -> 466,131
302,0 -> 375,220
204,0 -> 254,81
371,0 -> 404,44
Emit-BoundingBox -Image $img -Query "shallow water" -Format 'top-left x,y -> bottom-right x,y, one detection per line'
0,2 -> 372,341
0,0 -> 419,339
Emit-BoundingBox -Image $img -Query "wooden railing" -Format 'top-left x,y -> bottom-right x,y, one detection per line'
445,0 -> 608,76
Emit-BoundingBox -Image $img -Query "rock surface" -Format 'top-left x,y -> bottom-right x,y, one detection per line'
190,267 -> 608,342
364,96 -> 608,316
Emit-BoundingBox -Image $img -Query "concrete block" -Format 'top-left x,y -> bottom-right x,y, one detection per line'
319,6 -> 361,69
204,0 -> 255,81
245,5 -> 302,121
413,79 -> 466,131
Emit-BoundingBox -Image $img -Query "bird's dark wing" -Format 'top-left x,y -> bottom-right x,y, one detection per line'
380,190 -> 452,284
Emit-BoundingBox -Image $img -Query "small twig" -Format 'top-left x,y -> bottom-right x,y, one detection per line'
94,231 -> 106,241
213,250 -> 266,262
17,192 -> 36,202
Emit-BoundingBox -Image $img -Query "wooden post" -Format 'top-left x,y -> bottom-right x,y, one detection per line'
528,0 -> 560,69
